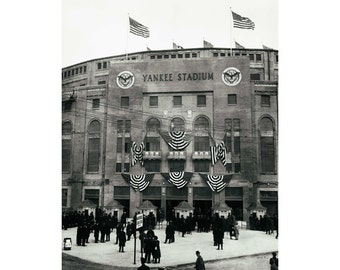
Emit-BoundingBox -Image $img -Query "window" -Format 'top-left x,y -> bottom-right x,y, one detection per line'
87,120 -> 100,172
261,95 -> 270,107
169,160 -> 185,172
213,53 -> 218,57
83,66 -> 87,73
275,54 -> 278,63
62,189 -> 68,207
146,118 -> 160,132
145,137 -> 160,151
71,69 -> 74,75
250,74 -> 261,80
150,55 -> 155,59
197,95 -> 206,106
62,139 -> 71,172
79,67 -> 83,73
124,163 -> 130,172
178,54 -> 183,58
194,137 -> 210,151
62,101 -> 72,112
87,138 -> 100,172
92,99 -> 100,109
98,80 -> 106,85
173,96 -> 182,106
234,163 -> 241,173
67,70 -> 71,77
125,120 -> 131,133
117,138 -> 122,153
121,96 -> 129,107
103,61 -> 107,69
192,53 -> 197,58
170,117 -> 185,132
256,54 -> 262,61
97,62 -> 102,69
234,137 -> 240,154
124,137 -> 132,153
194,160 -> 210,172
62,122 -> 72,135
144,160 -> 161,172
194,117 -> 209,131
117,120 -> 124,132
75,68 -> 78,74
228,94 -> 237,105
150,96 -> 158,107
171,54 -> 176,59
185,53 -> 190,58
84,189 -> 100,206
260,117 -> 275,173
116,163 -> 122,172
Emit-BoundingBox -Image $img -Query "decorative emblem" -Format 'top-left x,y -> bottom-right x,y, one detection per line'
222,67 -> 242,86
116,71 -> 135,89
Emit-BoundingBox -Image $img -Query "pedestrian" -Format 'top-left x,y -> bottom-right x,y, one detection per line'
216,227 -> 224,250
269,252 -> 278,270
115,222 -> 123,244
144,235 -> 153,263
118,228 -> 126,252
126,221 -> 132,241
93,222 -> 99,243
100,222 -> 106,243
195,250 -> 205,270
164,221 -> 174,244
152,236 -> 161,263
137,257 -> 150,270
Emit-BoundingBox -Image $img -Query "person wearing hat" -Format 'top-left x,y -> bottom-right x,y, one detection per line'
195,250 -> 205,270
269,252 -> 278,270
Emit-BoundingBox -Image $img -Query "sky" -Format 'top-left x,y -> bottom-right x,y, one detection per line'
62,0 -> 278,67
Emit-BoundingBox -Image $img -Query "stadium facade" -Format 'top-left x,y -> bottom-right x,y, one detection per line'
62,47 -> 278,222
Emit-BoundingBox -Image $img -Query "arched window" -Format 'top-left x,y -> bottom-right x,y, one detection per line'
146,118 -> 160,132
260,117 -> 275,173
170,117 -> 185,132
194,117 -> 209,131
87,120 -> 101,172
62,121 -> 72,135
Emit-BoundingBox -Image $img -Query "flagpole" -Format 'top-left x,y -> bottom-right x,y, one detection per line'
126,13 -> 129,60
229,7 -> 233,56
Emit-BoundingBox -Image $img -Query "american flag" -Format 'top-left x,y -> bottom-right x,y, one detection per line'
232,11 -> 255,30
129,17 -> 150,38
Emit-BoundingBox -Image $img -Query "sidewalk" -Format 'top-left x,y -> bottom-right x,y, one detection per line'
62,227 -> 278,269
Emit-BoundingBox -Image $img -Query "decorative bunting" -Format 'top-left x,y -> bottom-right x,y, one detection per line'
211,141 -> 231,166
160,131 -> 192,150
199,173 -> 233,193
161,172 -> 193,189
131,142 -> 144,167
121,173 -> 154,192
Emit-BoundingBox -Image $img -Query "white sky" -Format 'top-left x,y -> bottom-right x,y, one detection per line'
62,0 -> 278,67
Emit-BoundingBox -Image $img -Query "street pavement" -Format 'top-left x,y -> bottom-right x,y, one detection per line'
62,226 -> 278,269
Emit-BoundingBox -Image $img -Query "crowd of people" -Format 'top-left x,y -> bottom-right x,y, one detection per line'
62,207 -> 278,268
249,213 -> 279,238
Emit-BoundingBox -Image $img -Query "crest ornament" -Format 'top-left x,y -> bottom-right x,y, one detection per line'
222,67 -> 242,86
116,71 -> 135,89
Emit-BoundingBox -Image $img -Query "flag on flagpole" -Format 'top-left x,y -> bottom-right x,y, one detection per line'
203,40 -> 214,48
232,11 -> 255,30
129,17 -> 150,38
173,42 -> 184,49
235,41 -> 244,48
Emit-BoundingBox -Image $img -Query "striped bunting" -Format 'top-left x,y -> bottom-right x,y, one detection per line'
121,173 -> 154,192
232,11 -> 255,30
131,142 -> 144,167
199,173 -> 233,193
211,141 -> 231,166
161,172 -> 193,189
160,131 -> 191,150
129,17 -> 150,38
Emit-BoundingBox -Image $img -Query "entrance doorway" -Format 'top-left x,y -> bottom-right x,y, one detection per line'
260,200 -> 278,217
165,200 -> 182,221
115,199 -> 130,218
225,200 -> 243,220
193,200 -> 212,217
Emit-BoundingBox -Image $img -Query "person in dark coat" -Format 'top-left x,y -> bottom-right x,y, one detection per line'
269,252 -> 278,270
144,236 -> 153,263
100,222 -> 106,243
118,228 -> 126,252
195,250 -> 205,270
165,221 -> 175,243
216,227 -> 224,250
115,222 -> 123,244
105,221 -> 111,241
152,236 -> 161,263
126,222 -> 132,241
76,225 -> 82,246
93,222 -> 100,243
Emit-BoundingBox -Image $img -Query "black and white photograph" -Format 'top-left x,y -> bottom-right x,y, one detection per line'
61,0 -> 278,269
4,0 -> 340,270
